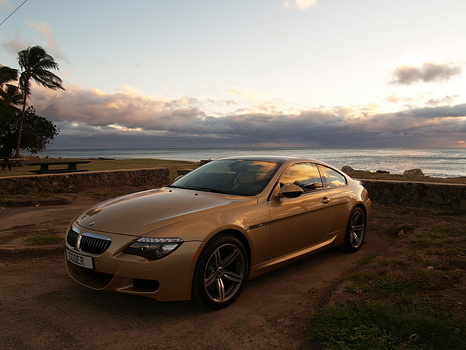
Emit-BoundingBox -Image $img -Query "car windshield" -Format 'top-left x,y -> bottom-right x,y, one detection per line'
169,159 -> 282,196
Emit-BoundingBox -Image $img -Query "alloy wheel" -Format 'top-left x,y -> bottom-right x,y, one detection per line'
203,243 -> 246,304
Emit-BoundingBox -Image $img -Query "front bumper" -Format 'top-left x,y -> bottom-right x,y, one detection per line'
65,231 -> 204,302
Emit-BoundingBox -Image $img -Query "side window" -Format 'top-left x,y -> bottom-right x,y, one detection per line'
279,163 -> 323,192
318,165 -> 347,189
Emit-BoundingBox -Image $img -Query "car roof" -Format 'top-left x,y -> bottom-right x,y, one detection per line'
217,155 -> 318,163
215,156 -> 344,174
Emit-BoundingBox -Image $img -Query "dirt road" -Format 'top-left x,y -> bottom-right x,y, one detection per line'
0,195 -> 393,350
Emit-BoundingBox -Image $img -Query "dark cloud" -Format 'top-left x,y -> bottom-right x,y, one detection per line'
408,103 -> 466,119
391,62 -> 462,85
30,86 -> 466,149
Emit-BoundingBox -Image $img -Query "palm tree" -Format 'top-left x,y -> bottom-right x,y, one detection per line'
1,84 -> 23,107
15,46 -> 64,156
0,65 -> 21,155
0,65 -> 20,105
0,65 -> 18,85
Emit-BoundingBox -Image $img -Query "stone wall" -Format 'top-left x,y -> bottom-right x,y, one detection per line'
0,168 -> 169,195
0,170 -> 465,212
361,180 -> 466,212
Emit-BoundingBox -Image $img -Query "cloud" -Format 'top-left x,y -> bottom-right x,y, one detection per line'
391,62 -> 462,85
2,34 -> 28,55
27,22 -> 67,61
29,85 -> 466,149
224,87 -> 263,99
1,21 -> 66,61
426,95 -> 459,107
281,0 -> 318,12
31,85 -> 206,131
222,87 -> 283,114
406,104 -> 466,119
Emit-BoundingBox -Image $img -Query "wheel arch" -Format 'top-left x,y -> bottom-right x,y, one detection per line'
204,229 -> 252,270
348,203 -> 369,230
353,203 -> 368,220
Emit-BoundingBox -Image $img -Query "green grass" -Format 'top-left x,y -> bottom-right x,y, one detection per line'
308,205 -> 466,349
0,158 -> 199,181
309,302 -> 465,350
25,235 -> 63,245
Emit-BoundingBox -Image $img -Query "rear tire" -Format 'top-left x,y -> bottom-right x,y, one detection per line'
344,207 -> 366,252
192,234 -> 248,309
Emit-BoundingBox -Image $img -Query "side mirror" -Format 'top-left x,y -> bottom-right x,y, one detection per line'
279,183 -> 304,198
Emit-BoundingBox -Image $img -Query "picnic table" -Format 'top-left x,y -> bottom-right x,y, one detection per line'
27,160 -> 90,174
1,157 -> 24,170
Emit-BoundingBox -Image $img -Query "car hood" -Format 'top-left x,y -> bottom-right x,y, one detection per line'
75,187 -> 253,236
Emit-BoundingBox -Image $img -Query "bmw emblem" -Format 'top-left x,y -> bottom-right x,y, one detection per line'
89,221 -> 97,227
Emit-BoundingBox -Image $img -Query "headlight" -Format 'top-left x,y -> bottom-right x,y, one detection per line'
123,237 -> 184,260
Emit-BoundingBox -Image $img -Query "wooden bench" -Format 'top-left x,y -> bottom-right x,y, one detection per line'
1,157 -> 13,170
27,160 -> 90,174
1,157 -> 24,170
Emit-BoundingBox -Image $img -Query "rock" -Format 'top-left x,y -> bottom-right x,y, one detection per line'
341,165 -> 355,174
403,168 -> 424,176
376,170 -> 390,174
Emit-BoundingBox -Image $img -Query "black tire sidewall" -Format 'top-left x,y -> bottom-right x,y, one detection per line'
192,234 -> 249,309
344,207 -> 366,253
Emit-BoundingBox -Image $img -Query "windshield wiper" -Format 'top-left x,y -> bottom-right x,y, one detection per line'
186,186 -> 212,192
186,186 -> 230,194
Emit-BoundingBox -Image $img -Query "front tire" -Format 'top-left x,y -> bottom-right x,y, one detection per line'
344,207 -> 366,252
192,234 -> 248,309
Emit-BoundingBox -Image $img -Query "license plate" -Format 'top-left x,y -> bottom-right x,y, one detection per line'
66,248 -> 94,269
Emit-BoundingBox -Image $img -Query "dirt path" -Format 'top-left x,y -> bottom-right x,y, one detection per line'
0,195 -> 394,350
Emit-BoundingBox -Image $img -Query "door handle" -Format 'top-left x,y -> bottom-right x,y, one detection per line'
321,197 -> 331,204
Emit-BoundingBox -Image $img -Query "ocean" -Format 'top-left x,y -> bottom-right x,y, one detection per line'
33,147 -> 465,178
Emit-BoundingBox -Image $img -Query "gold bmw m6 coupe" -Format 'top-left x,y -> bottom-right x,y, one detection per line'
65,156 -> 371,309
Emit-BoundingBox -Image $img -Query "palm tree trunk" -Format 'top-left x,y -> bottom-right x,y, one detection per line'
15,97 -> 27,157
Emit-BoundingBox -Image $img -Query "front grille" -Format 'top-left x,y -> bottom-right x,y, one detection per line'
78,232 -> 111,255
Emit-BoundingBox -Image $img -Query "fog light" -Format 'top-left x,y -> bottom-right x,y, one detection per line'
133,279 -> 159,292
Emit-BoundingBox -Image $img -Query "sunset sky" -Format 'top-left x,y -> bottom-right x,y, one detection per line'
1,0 -> 465,149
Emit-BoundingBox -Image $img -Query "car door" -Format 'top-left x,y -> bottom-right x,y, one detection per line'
316,164 -> 351,234
268,162 -> 333,259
